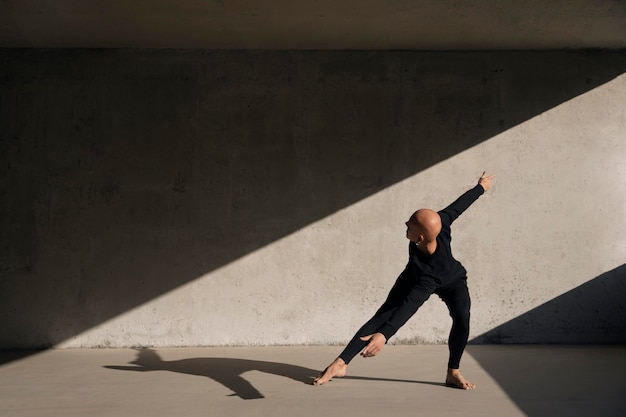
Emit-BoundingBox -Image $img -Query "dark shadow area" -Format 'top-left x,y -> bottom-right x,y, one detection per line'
471,264 -> 626,344
103,348 -> 444,399
2,49 -> 626,353
468,265 -> 626,416
467,345 -> 626,417
0,350 -> 42,367
104,348 -> 317,400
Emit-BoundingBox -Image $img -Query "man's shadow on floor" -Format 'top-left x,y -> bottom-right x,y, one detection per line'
104,348 -> 445,399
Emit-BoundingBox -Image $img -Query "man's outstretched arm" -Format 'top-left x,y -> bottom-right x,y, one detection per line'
440,172 -> 495,224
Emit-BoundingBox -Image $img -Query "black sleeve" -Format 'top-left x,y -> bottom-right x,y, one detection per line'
438,184 -> 484,226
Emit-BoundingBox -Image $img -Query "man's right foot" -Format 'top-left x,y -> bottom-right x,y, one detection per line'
313,358 -> 347,385
445,368 -> 475,390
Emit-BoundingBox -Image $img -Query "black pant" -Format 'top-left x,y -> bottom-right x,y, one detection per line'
338,269 -> 471,369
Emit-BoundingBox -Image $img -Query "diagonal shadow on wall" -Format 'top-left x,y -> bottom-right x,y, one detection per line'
2,49 -> 626,351
467,264 -> 626,417
470,264 -> 626,344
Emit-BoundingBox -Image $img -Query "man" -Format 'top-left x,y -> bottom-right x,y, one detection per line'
313,172 -> 495,389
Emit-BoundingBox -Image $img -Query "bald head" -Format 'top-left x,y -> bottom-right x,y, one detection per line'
414,209 -> 442,240
406,209 -> 442,244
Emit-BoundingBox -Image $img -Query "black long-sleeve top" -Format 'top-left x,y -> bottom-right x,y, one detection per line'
378,184 -> 485,340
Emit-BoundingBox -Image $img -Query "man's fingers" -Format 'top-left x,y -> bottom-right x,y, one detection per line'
364,347 -> 379,357
359,333 -> 387,357
360,336 -> 373,357
361,348 -> 376,357
478,173 -> 496,192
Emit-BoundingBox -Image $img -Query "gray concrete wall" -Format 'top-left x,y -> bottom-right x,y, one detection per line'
1,49 -> 625,349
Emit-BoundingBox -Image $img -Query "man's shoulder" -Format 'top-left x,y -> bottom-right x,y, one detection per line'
437,210 -> 454,228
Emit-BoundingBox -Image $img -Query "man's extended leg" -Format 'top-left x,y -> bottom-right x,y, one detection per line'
437,277 -> 475,389
314,266 -> 433,386
313,267 -> 415,386
312,307 -> 395,385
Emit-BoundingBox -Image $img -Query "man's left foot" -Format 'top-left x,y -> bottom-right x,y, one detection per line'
445,369 -> 475,390
313,358 -> 347,386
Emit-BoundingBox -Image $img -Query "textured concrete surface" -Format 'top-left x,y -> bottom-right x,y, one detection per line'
1,1 -> 626,49
1,345 -> 625,417
2,49 -> 626,349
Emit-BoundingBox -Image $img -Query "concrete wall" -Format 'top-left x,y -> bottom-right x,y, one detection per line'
1,49 -> 625,349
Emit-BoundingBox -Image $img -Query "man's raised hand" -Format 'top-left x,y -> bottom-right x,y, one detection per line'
478,171 -> 496,191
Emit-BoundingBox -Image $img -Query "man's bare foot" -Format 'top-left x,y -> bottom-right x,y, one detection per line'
313,358 -> 347,386
445,368 -> 475,390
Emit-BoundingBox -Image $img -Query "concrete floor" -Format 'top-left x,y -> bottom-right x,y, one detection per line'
1,345 -> 625,417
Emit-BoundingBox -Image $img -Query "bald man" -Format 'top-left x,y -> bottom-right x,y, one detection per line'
313,172 -> 495,389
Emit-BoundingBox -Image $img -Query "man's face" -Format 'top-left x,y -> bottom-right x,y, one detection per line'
405,215 -> 421,243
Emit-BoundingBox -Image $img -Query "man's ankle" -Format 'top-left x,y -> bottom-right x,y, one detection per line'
334,358 -> 347,366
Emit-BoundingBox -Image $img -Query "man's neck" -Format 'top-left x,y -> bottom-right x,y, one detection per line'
417,240 -> 437,255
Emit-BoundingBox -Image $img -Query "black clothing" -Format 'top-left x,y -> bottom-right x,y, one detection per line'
338,184 -> 484,369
